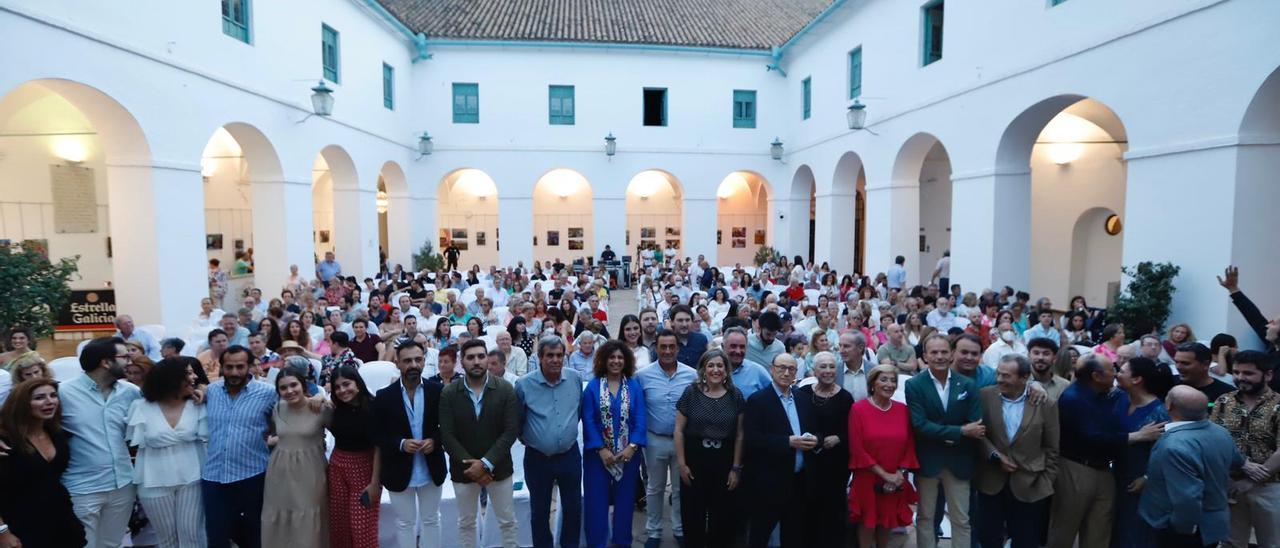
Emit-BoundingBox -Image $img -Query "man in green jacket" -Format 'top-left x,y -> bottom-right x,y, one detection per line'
905,334 -> 984,548
440,339 -> 522,548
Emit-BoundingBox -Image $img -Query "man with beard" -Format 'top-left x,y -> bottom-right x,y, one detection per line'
639,307 -> 661,355
1027,337 -> 1070,401
1210,350 -> 1280,547
55,336 -> 142,548
722,327 -> 773,399
202,345 -> 277,548
374,340 -> 449,548
440,339 -> 521,548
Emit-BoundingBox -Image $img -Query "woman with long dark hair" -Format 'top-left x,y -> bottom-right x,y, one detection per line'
0,378 -> 86,547
128,358 -> 208,547
582,340 -> 646,548
506,316 -> 536,358
261,369 -> 331,546
1111,357 -> 1173,548
258,318 -> 283,352
326,366 -> 381,547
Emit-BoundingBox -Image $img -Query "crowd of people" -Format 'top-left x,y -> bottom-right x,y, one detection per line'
0,248 -> 1276,548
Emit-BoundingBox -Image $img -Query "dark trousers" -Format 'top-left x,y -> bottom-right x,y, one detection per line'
748,472 -> 807,548
939,278 -> 950,298
807,467 -> 852,547
1155,527 -> 1210,548
525,444 -> 583,548
680,439 -> 738,548
202,473 -> 265,548
976,483 -> 1048,548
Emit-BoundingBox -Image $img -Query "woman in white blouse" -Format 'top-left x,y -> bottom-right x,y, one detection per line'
126,357 -> 208,548
193,297 -> 225,329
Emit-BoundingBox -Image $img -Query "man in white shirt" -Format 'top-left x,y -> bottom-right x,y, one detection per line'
932,251 -> 951,298
983,321 -> 1028,367
927,299 -> 969,333
1022,309 -> 1062,345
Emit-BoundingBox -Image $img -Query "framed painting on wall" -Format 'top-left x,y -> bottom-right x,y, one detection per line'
318,230 -> 330,244
455,241 -> 469,251
476,231 -> 486,246
206,234 -> 224,250
452,228 -> 468,241
567,239 -> 584,250
547,231 -> 560,246
717,230 -> 722,245
665,239 -> 680,250
732,237 -> 746,248
640,227 -> 656,239
731,226 -> 746,239
754,229 -> 766,245
234,238 -> 245,252
567,227 -> 584,239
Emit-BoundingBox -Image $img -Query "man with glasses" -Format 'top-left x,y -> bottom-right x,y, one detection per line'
743,353 -> 817,547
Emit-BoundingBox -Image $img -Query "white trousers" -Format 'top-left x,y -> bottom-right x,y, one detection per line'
454,477 -> 517,548
138,481 -> 206,548
644,433 -> 683,539
71,484 -> 137,548
388,482 -> 444,548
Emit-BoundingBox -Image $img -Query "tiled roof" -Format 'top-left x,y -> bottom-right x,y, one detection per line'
377,0 -> 834,50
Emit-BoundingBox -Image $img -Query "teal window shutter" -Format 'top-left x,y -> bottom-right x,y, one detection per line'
1050,0 -> 1067,5
383,63 -> 394,110
923,1 -> 944,66
549,85 -> 575,125
453,83 -> 479,124
221,0 -> 250,43
802,77 -> 811,120
732,90 -> 756,129
849,48 -> 863,99
322,24 -> 340,82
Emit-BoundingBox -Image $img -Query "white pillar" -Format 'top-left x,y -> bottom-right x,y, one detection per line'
499,196 -> 533,266
333,186 -> 379,278
863,181 -> 918,280
386,194 -> 426,269
107,161 -> 208,334
814,191 -> 856,274
593,195 -> 626,256
252,179 -> 314,292
949,170 -> 1030,293
684,197 -> 716,263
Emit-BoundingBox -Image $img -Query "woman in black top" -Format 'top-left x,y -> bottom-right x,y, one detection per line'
0,377 -> 86,547
507,317 -> 536,358
325,366 -> 381,547
795,351 -> 854,547
674,349 -> 745,548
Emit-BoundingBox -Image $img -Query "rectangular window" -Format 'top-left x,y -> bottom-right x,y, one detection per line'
732,90 -> 756,129
548,85 -> 575,125
221,0 -> 250,43
922,1 -> 944,66
382,64 -> 395,110
848,48 -> 863,99
801,77 -> 811,120
321,24 -> 340,83
643,88 -> 667,127
452,83 -> 479,123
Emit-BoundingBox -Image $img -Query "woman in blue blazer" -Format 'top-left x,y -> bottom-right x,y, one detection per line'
582,340 -> 647,548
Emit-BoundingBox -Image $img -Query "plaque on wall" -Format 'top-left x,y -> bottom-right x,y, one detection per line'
51,164 -> 99,233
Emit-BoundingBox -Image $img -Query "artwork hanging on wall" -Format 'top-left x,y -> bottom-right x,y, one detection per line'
626,230 -> 630,246
665,239 -> 680,250
754,229 -> 766,245
732,237 -> 747,248
439,228 -> 449,249
567,239 -> 584,250
452,228 -> 468,241
731,226 -> 747,239
567,227 -> 584,239
105,237 -> 112,258
476,231 -> 486,246
206,233 -> 224,249
717,230 -> 722,245
234,239 -> 245,252
546,230 -> 560,246
454,241 -> 468,251
640,227 -> 656,239
318,230 -> 330,244
641,239 -> 656,249
665,227 -> 681,237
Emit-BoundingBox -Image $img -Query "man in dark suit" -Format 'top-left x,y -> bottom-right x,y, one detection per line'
439,339 -> 522,548
975,354 -> 1060,547
372,340 -> 449,548
906,334 -> 983,548
1140,386 -> 1244,547
743,353 -> 817,548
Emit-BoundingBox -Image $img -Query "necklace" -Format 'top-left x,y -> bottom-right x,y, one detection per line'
870,397 -> 892,412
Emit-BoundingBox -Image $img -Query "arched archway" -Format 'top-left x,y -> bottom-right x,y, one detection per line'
825,152 -> 868,275
377,160 -> 410,271
890,133 -> 951,287
786,165 -> 816,265
625,170 -> 683,264
437,168 -> 499,268
1231,66 -> 1280,336
1069,207 -> 1123,306
532,168 -> 593,265
0,79 -> 203,329
312,145 -> 368,274
715,171 -> 771,266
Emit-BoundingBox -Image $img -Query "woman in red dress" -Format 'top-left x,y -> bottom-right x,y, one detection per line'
848,364 -> 919,547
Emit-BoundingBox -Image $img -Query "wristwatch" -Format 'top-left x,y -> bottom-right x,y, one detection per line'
627,443 -> 638,451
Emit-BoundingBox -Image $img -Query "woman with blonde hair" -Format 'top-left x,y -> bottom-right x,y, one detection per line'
847,364 -> 918,548
11,354 -> 52,382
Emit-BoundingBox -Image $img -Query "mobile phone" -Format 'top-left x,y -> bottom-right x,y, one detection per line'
359,491 -> 371,508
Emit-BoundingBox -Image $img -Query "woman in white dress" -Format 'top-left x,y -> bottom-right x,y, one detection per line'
126,357 -> 208,548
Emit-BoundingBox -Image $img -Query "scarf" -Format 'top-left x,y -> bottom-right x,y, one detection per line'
599,378 -> 631,481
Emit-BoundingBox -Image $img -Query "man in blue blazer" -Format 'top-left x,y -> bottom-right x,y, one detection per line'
1140,386 -> 1244,547
373,341 -> 449,548
743,353 -> 817,548
905,334 -> 984,548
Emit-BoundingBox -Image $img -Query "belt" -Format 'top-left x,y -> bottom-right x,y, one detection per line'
692,438 -> 729,449
527,442 -> 579,459
1064,455 -> 1111,470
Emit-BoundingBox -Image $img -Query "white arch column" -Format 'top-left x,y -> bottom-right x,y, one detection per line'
333,186 -> 379,277
500,196 -> 533,266
593,195 -> 626,256
386,193 -> 428,269
766,196 -> 810,260
863,180 -> 918,281
949,169 -> 1030,293
107,160 -> 208,333
683,197 -> 716,263
814,191 -> 856,274
252,179 -> 314,289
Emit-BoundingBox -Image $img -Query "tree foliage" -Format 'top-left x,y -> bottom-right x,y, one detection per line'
0,247 -> 79,339
1107,261 -> 1180,340
412,240 -> 444,272
753,245 -> 782,267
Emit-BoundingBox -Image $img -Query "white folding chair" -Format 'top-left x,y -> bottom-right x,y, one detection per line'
358,361 -> 400,390
450,325 -> 468,338
75,339 -> 90,357
485,325 -> 505,337
139,324 -> 166,341
49,357 -> 83,382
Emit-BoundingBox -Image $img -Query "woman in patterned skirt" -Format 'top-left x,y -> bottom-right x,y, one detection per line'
326,365 -> 382,547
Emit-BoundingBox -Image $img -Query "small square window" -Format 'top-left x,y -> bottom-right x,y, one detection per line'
549,85 -> 575,125
222,0 -> 251,43
643,88 -> 667,127
733,90 -> 756,129
453,83 -> 479,124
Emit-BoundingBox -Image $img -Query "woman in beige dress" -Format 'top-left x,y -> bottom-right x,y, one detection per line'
262,368 -> 331,547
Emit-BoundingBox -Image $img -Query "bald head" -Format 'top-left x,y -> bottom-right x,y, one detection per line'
1166,385 -> 1208,421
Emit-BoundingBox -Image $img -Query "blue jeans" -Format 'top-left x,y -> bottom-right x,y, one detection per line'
525,444 -> 583,548
202,474 -> 265,548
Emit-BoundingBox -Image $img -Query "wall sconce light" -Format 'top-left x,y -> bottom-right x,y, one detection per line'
604,133 -> 617,157
297,81 -> 334,123
770,138 -> 784,161
1047,142 -> 1084,165
847,100 -> 867,130
52,137 -> 88,163
417,131 -> 433,158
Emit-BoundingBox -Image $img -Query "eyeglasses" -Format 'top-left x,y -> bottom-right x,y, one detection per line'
772,365 -> 798,373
